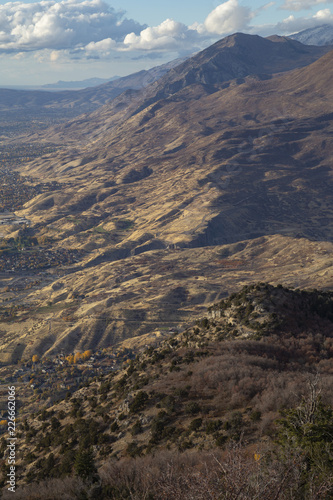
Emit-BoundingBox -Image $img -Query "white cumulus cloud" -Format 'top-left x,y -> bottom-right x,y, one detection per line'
0,0 -> 145,52
123,18 -> 203,51
121,1 -> 253,54
273,8 -> 333,33
85,38 -> 116,54
314,7 -> 333,19
203,0 -> 253,35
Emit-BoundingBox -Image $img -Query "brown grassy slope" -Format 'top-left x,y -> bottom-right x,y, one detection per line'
19,49 -> 333,250
0,234 -> 332,363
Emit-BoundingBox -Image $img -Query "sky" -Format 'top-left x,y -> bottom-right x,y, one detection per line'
1,0 -> 333,86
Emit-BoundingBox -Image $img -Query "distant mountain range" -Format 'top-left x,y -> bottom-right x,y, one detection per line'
0,31 -> 331,121
0,57 -> 187,118
41,76 -> 121,90
35,26 -> 333,93
289,24 -> 333,46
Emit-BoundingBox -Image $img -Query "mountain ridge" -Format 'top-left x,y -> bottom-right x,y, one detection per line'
289,24 -> 333,46
41,76 -> 121,90
0,57 -> 187,121
130,32 -> 332,116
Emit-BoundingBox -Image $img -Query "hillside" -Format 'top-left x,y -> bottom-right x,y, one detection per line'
2,284 -> 332,498
0,34 -> 332,362
132,32 -> 332,113
22,42 -> 333,247
289,24 -> 333,46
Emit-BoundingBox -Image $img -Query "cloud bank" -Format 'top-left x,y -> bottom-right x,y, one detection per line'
0,0 -> 145,52
0,0 -> 254,60
89,0 -> 254,57
123,19 -> 201,51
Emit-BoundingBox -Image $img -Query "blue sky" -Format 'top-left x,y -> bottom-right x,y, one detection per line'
107,0 -> 333,27
1,0 -> 333,86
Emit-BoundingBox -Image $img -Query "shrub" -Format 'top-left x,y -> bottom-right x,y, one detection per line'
131,420 -> 143,436
185,402 -> 201,415
129,391 -> 149,414
110,421 -> 119,432
161,395 -> 176,412
51,417 -> 60,431
126,441 -> 142,458
58,410 -> 66,420
150,411 -> 170,443
189,418 -> 203,432
250,410 -> 262,422
205,420 -> 222,434
184,351 -> 195,364
215,434 -> 228,447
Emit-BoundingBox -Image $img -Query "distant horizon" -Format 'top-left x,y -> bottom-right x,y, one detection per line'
1,0 -> 333,85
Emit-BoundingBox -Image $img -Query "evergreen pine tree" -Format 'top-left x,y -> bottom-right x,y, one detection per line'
74,447 -> 97,480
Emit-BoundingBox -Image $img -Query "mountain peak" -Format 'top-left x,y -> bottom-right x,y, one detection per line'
131,32 -> 330,116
